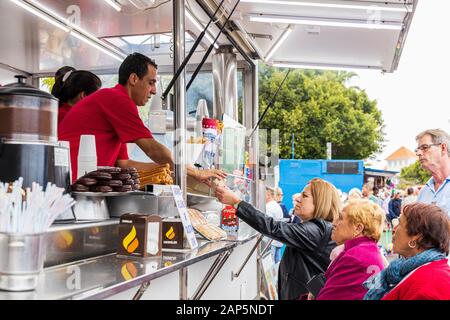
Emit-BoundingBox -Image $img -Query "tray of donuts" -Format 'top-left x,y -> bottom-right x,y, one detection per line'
71,167 -> 141,195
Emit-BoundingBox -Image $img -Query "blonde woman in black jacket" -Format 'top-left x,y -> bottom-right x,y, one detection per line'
215,178 -> 340,300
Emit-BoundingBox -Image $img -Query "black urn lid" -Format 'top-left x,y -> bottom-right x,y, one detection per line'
0,75 -> 58,100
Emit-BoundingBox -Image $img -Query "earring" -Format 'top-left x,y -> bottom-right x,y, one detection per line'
408,240 -> 417,248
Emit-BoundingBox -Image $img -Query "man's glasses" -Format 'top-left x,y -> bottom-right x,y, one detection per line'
414,143 -> 441,153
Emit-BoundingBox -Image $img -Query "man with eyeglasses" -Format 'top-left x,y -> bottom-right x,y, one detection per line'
415,129 -> 450,215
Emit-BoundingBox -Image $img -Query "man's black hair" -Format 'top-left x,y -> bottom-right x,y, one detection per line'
118,52 -> 158,85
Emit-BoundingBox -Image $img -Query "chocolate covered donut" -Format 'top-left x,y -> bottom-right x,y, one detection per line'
71,184 -> 89,192
131,173 -> 139,180
123,179 -> 134,185
90,185 -> 113,193
114,185 -> 132,192
76,177 -> 98,186
132,184 -> 141,190
97,167 -> 121,173
87,171 -> 112,180
111,173 -> 131,180
133,178 -> 141,185
97,179 -> 123,187
121,167 -> 137,174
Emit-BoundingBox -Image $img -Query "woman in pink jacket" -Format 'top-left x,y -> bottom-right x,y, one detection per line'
316,199 -> 385,300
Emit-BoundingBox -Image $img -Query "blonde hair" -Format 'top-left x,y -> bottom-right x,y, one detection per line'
344,199 -> 385,242
308,178 -> 341,222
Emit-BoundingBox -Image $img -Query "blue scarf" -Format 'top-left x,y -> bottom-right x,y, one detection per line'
363,248 -> 446,300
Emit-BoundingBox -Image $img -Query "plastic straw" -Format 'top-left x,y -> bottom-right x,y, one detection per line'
0,178 -> 75,234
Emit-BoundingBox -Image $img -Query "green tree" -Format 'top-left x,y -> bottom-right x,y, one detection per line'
258,64 -> 385,159
400,161 -> 430,185
41,77 -> 55,93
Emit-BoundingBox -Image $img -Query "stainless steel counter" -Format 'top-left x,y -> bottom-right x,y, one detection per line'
0,234 -> 258,300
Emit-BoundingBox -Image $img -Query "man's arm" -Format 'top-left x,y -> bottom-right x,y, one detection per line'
116,159 -> 165,172
134,138 -> 174,170
133,138 -> 226,182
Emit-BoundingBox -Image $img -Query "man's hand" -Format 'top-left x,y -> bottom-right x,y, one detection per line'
191,168 -> 227,186
215,186 -> 240,206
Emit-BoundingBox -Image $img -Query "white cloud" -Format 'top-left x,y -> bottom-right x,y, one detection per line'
347,0 -> 450,161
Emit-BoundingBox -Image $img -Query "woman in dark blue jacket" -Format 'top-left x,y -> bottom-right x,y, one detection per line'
388,192 -> 402,221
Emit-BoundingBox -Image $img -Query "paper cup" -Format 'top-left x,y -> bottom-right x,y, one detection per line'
78,135 -> 97,158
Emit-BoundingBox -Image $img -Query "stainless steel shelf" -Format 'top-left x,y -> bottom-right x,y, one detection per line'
0,235 -> 258,300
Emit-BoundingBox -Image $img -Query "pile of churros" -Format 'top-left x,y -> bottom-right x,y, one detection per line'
137,164 -> 174,187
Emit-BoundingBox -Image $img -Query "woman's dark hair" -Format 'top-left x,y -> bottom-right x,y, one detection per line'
54,66 -> 76,81
52,69 -> 101,105
51,66 -> 76,96
402,202 -> 450,255
118,52 -> 157,85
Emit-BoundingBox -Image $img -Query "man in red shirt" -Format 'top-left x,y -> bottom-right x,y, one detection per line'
59,52 -> 225,183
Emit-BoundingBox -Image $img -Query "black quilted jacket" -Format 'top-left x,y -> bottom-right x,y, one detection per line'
237,201 -> 336,300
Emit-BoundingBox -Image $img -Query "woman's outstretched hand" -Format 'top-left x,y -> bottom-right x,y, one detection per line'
215,186 -> 241,206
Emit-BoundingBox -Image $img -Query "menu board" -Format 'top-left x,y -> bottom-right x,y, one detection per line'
171,185 -> 198,250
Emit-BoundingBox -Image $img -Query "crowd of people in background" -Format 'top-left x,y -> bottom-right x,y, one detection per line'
214,128 -> 450,300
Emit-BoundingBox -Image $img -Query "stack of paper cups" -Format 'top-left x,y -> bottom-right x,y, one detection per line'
77,135 -> 97,179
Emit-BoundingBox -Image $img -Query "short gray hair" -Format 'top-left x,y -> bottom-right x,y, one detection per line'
266,186 -> 275,197
416,128 -> 450,157
274,187 -> 283,197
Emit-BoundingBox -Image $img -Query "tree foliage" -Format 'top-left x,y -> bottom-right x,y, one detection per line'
400,161 -> 430,185
258,64 -> 385,159
41,77 -> 55,92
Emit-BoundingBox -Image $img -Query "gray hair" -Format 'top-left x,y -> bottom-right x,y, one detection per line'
348,188 -> 362,198
274,187 -> 283,197
265,186 -> 275,197
416,128 -> 450,157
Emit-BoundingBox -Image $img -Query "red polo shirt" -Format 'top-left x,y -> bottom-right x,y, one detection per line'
58,103 -> 72,125
58,102 -> 129,170
58,84 -> 152,181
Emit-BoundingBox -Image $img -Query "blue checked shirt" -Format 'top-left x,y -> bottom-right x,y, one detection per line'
417,175 -> 450,215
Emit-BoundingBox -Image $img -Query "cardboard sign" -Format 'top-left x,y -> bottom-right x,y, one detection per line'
117,214 -> 162,258
162,219 -> 185,250
171,185 -> 198,249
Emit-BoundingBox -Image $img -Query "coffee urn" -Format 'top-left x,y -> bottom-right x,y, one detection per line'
0,75 -> 70,189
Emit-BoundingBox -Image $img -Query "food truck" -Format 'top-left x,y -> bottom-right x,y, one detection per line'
0,0 -> 417,300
